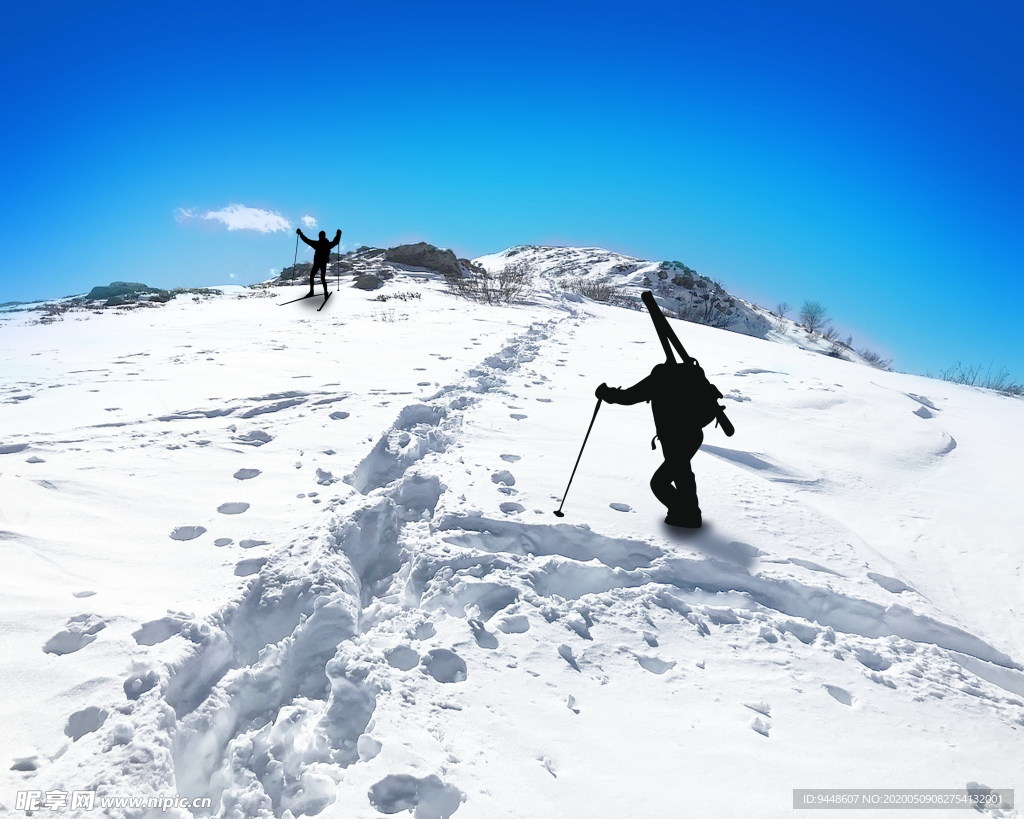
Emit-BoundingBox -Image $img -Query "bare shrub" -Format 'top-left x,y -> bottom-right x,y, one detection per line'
559,275 -> 621,302
939,362 -> 1022,396
859,348 -> 892,370
372,291 -> 422,302
447,261 -> 533,305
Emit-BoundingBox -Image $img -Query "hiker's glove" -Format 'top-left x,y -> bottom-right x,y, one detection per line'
595,383 -> 613,401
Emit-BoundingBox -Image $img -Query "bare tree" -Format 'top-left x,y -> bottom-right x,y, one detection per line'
799,300 -> 828,334
776,302 -> 790,318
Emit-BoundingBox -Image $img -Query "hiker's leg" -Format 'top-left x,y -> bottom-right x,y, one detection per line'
650,460 -> 677,510
665,430 -> 704,515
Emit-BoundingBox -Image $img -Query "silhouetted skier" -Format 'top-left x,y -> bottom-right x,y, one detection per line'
553,291 -> 732,527
596,365 -> 706,528
296,228 -> 342,297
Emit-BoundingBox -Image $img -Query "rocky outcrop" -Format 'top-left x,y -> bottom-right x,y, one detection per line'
85,282 -> 161,301
384,243 -> 466,278
352,274 -> 384,290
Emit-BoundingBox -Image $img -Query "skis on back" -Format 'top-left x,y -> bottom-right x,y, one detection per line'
640,291 -> 735,436
317,291 -> 332,311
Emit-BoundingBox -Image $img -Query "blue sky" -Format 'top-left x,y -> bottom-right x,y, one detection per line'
2,1 -> 1021,379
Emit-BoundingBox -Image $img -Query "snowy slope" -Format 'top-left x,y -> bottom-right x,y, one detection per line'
474,245 -> 882,368
0,275 -> 1021,818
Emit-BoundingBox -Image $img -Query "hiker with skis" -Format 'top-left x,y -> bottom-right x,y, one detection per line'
296,228 -> 342,297
595,366 -> 707,528
592,292 -> 733,529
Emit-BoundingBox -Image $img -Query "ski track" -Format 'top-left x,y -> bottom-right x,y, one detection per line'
16,303 -> 1024,818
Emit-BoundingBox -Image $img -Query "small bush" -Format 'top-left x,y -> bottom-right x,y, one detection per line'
371,307 -> 407,323
372,291 -> 422,302
825,342 -> 848,360
559,275 -> 621,302
859,348 -> 892,370
447,261 -> 533,305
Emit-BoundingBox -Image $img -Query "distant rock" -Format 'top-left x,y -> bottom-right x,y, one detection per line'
385,242 -> 472,279
353,274 -> 384,290
85,282 -> 161,302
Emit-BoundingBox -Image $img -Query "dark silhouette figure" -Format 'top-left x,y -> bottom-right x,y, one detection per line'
591,291 -> 735,529
296,228 -> 342,296
596,366 -> 705,527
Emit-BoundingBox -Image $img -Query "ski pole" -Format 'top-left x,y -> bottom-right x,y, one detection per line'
293,233 -> 299,285
553,397 -> 602,518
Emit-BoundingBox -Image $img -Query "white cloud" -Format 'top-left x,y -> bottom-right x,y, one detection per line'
174,207 -> 195,223
301,215 -> 317,228
203,204 -> 290,233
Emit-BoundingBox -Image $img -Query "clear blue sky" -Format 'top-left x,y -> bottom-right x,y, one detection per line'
2,1 -> 1021,379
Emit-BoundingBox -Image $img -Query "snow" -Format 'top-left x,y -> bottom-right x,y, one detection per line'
0,262 -> 1021,818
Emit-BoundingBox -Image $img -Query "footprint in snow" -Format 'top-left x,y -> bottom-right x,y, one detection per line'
233,468 -> 261,480
368,774 -> 463,819
421,648 -> 467,683
510,413 -> 527,420
491,470 -> 515,486
234,557 -> 267,576
65,706 -> 108,741
214,538 -> 233,547
169,525 -> 206,541
329,411 -> 350,420
500,454 -> 521,463
124,670 -> 159,700
609,502 -> 632,512
500,502 -> 525,514
234,430 -> 273,446
386,645 -> 420,671
132,614 -> 188,646
43,614 -> 107,655
217,502 -> 250,515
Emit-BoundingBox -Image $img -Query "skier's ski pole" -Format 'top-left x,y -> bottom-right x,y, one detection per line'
553,397 -> 602,518
293,233 -> 299,284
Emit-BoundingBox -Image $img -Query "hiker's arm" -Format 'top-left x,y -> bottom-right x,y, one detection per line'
296,230 -> 315,248
329,229 -> 342,249
596,374 -> 654,405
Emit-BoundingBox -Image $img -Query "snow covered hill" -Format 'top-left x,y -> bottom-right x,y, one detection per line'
0,271 -> 1021,818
